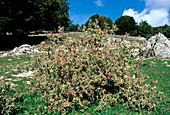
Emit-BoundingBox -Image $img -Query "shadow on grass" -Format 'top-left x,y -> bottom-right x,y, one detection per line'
0,35 -> 48,51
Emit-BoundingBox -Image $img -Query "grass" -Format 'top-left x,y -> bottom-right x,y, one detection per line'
0,55 -> 170,114
0,55 -> 31,88
140,59 -> 170,115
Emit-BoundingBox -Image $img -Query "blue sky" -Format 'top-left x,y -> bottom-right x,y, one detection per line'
68,0 -> 170,27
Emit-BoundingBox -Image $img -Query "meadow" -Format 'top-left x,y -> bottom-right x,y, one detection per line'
0,23 -> 170,115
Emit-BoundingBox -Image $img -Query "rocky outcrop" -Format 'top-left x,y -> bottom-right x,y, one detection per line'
1,44 -> 46,57
142,33 -> 170,58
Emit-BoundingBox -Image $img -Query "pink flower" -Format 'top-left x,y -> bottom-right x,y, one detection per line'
121,35 -> 124,39
48,106 -> 52,110
44,54 -> 46,58
41,61 -> 45,65
45,93 -> 48,97
96,47 -> 99,50
72,80 -> 74,83
73,62 -> 76,65
38,66 -> 40,69
100,100 -> 105,104
134,94 -> 138,97
58,100 -> 62,103
107,76 -> 111,80
105,53 -> 109,58
62,54 -> 65,58
50,31 -> 53,34
75,36 -> 78,40
56,81 -> 60,85
88,93 -> 91,97
62,68 -> 66,71
32,87 -> 36,92
59,32 -> 62,35
92,86 -> 96,89
53,59 -> 58,63
100,72 -> 103,76
70,47 -> 74,52
50,81 -> 53,85
104,94 -> 107,96
64,92 -> 67,95
136,63 -> 139,67
27,76 -> 30,79
128,78 -> 132,81
41,74 -> 44,77
104,22 -> 107,25
147,103 -> 151,107
34,72 -> 38,75
57,64 -> 60,68
94,30 -> 98,33
134,82 -> 137,86
117,42 -> 121,45
100,42 -> 102,45
0,81 -> 2,85
88,101 -> 91,105
64,98 -> 66,102
68,90 -> 71,93
151,80 -> 154,83
71,90 -> 75,93
63,61 -> 67,65
122,64 -> 125,69
68,41 -> 71,45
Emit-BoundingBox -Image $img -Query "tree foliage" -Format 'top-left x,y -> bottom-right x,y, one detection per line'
114,16 -> 138,36
138,21 -> 154,38
65,20 -> 80,32
153,24 -> 170,38
0,0 -> 70,34
86,14 -> 113,30
163,26 -> 170,38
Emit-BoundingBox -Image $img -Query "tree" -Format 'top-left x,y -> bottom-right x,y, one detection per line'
163,26 -> 170,38
0,0 -> 70,34
86,14 -> 113,30
66,21 -> 80,32
114,15 -> 138,36
138,20 -> 154,38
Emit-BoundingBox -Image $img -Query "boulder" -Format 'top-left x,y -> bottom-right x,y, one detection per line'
142,33 -> 170,58
1,44 -> 46,57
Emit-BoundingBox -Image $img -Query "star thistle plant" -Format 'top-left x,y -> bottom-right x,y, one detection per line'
27,19 -> 163,114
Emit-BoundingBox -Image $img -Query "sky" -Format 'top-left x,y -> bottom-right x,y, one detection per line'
68,0 -> 170,27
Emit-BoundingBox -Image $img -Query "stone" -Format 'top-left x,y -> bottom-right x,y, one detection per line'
142,33 -> 170,58
11,71 -> 34,78
0,44 -> 47,57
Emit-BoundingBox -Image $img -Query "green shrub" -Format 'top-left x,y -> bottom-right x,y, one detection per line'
27,21 -> 163,114
0,80 -> 21,114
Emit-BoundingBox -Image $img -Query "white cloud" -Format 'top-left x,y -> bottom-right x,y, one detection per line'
145,0 -> 170,10
123,8 -> 170,27
94,0 -> 104,7
122,0 -> 170,27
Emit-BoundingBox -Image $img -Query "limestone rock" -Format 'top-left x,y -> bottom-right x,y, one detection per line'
143,33 -> 170,58
1,44 -> 46,57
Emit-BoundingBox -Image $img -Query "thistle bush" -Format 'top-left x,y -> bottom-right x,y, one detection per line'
27,20 -> 163,114
0,80 -> 21,114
